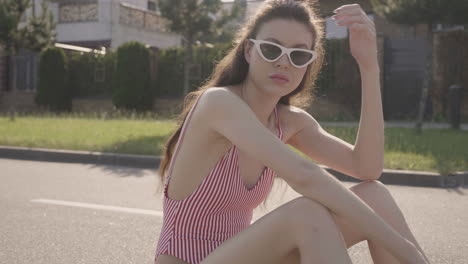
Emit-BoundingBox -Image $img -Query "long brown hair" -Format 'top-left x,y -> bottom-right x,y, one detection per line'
155,0 -> 326,208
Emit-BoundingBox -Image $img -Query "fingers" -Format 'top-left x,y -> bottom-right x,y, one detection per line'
333,3 -> 364,13
333,11 -> 375,27
334,15 -> 376,34
332,4 -> 376,35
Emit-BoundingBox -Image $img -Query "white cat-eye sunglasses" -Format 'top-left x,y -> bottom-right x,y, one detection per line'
249,38 -> 317,68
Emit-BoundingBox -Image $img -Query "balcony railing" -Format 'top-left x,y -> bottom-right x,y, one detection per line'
119,3 -> 168,33
58,0 -> 99,23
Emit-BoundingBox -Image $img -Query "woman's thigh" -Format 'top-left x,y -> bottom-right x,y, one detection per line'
274,181 -> 377,264
199,199 -> 301,264
156,254 -> 190,264
157,181 -> 375,264
201,194 -> 354,264
155,199 -> 297,264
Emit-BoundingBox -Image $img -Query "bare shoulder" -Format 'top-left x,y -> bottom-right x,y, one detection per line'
276,103 -> 319,143
197,86 -> 241,110
187,87 -> 240,142
195,86 -> 243,126
196,87 -> 320,144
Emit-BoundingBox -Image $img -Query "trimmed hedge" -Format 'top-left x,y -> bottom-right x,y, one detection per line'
68,51 -> 115,98
317,38 -> 361,115
37,39 -> 356,113
155,40 -> 357,105
155,42 -> 232,97
113,42 -> 154,111
35,47 -> 71,112
434,30 -> 468,117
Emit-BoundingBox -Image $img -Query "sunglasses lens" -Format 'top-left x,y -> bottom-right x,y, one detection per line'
291,50 -> 313,66
259,43 -> 282,60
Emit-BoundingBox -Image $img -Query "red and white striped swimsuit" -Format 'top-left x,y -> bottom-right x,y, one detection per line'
154,92 -> 284,264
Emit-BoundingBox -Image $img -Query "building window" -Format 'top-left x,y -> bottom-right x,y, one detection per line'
148,0 -> 158,12
94,61 -> 105,83
435,24 -> 465,32
59,0 -> 98,23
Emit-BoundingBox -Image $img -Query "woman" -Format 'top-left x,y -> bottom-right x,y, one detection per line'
154,1 -> 430,263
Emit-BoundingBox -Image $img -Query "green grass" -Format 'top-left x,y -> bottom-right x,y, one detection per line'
317,126 -> 467,175
0,115 -> 177,156
0,115 -> 466,175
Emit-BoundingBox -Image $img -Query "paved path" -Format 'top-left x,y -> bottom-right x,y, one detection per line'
1,158 -> 467,264
322,121 -> 468,130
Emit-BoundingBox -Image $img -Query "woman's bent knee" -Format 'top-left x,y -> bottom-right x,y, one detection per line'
282,196 -> 352,263
286,197 -> 332,219
283,196 -> 336,231
351,180 -> 389,197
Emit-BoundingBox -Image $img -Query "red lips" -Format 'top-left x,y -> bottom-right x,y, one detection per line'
270,73 -> 289,82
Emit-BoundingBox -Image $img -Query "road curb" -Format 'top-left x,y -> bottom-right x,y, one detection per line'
0,145 -> 159,170
1,145 -> 466,188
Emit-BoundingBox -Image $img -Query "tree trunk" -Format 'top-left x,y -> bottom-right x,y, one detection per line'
415,23 -> 433,134
236,0 -> 247,21
8,54 -> 16,121
183,33 -> 193,97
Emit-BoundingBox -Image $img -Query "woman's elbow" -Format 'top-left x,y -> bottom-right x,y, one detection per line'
360,168 -> 383,181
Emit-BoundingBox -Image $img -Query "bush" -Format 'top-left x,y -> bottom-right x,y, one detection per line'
68,52 -> 94,97
316,38 -> 361,116
434,30 -> 468,118
35,47 -> 71,112
155,47 -> 185,98
155,42 -> 232,97
68,51 -> 116,98
113,42 -> 153,111
154,39 -> 358,115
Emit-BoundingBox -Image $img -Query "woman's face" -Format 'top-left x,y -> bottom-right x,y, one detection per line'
245,18 -> 314,96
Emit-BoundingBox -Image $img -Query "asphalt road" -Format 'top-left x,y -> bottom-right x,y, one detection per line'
1,158 -> 467,264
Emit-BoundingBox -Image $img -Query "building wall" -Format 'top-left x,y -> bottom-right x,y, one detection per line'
111,24 -> 181,49
0,91 -> 38,113
111,2 -> 181,49
55,0 -> 113,45
120,0 -> 150,10
20,0 -> 181,50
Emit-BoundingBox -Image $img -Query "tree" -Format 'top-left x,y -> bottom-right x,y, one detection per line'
0,0 -> 56,55
158,0 -> 243,96
113,42 -> 153,112
200,0 -> 247,44
35,47 -> 70,112
0,0 -> 56,120
17,1 -> 56,53
370,0 -> 468,134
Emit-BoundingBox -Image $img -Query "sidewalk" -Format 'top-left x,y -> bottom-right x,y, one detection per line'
321,121 -> 468,130
1,145 -> 466,188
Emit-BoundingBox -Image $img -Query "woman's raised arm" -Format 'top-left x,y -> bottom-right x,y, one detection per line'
195,87 -> 426,264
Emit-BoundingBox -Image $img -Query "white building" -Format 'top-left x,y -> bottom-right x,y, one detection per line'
21,0 -> 181,50
221,0 -> 350,40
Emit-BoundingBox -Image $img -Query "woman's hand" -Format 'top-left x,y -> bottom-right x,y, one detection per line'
332,4 -> 378,70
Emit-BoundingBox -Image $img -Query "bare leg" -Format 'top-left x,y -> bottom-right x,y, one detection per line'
349,181 -> 431,264
252,180 -> 430,264
289,197 -> 353,264
199,196 -> 352,264
158,180 -> 430,264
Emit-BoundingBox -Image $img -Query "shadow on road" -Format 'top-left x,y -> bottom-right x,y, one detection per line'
445,186 -> 467,195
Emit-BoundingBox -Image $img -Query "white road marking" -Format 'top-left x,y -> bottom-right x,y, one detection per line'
30,198 -> 163,217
